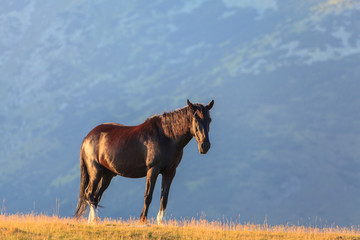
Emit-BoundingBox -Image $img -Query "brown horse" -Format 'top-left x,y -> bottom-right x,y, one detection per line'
74,99 -> 214,224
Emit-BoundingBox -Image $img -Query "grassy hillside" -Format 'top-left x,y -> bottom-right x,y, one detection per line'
1,214 -> 360,240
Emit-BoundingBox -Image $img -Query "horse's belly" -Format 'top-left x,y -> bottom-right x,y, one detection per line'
100,156 -> 147,178
117,169 -> 146,178
116,167 -> 147,178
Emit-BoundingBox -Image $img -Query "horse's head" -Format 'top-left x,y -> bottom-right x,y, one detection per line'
187,99 -> 214,154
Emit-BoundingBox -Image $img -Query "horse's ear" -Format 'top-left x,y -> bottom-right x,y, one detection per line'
206,99 -> 214,110
187,99 -> 196,112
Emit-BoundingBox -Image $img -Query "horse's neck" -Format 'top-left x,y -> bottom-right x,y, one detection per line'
175,130 -> 193,150
159,108 -> 193,149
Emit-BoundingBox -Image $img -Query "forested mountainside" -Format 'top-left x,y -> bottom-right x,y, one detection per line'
1,0 -> 360,226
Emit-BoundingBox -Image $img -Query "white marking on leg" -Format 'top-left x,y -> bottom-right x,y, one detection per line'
157,209 -> 166,225
88,204 -> 98,224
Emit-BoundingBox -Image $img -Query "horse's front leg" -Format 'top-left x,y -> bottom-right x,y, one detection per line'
157,170 -> 176,225
140,166 -> 160,224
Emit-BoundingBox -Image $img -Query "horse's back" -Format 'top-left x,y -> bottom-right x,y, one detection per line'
102,122 -> 125,127
84,122 -> 129,139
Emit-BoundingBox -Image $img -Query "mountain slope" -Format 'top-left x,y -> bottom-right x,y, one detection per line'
0,0 -> 360,226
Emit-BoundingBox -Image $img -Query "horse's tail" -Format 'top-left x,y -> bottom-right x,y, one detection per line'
74,149 -> 89,219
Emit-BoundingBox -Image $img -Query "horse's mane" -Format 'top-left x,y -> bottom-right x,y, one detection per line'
148,106 -> 192,138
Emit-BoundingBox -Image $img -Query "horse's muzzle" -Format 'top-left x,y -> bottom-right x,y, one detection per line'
199,141 -> 211,154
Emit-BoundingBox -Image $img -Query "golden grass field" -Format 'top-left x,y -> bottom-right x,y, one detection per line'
1,213 -> 360,240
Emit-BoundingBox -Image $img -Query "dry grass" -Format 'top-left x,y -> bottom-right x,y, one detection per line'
1,213 -> 360,239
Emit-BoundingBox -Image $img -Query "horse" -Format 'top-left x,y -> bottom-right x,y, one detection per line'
74,99 -> 214,224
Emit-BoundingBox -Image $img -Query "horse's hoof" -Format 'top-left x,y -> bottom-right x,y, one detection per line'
88,216 -> 100,225
157,210 -> 166,225
139,218 -> 147,225
157,220 -> 165,225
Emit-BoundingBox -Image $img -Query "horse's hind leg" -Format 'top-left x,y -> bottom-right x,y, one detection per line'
85,162 -> 105,223
85,165 -> 101,205
95,170 -> 115,205
86,166 -> 115,223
